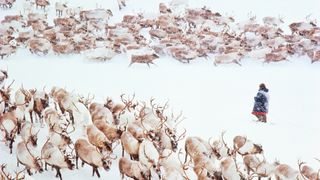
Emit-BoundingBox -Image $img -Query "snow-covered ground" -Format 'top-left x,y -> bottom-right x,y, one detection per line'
1,0 -> 320,179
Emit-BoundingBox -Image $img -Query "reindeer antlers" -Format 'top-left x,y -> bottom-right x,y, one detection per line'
221,131 -> 232,156
298,160 -> 308,180
1,164 -> 12,180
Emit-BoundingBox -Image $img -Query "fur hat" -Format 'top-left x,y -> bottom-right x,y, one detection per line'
259,83 -> 268,92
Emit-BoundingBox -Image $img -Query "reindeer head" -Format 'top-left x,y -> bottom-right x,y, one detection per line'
64,154 -> 75,170
34,157 -> 44,173
106,9 -> 113,17
165,127 -> 186,152
252,144 -> 263,154
29,128 -> 40,146
140,169 -> 151,180
103,97 -> 113,110
103,141 -> 113,152
207,171 -> 223,180
101,153 -> 116,171
25,142 -> 44,173
0,121 -> 17,153
41,93 -> 50,109
0,70 -> 8,82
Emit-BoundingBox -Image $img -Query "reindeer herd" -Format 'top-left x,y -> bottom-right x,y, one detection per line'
0,71 -> 319,180
0,0 -> 320,65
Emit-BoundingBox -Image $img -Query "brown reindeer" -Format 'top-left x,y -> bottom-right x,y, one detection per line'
0,111 -> 18,154
16,140 -> 44,175
35,0 -> 50,10
75,138 -> 115,178
41,140 -> 74,180
130,53 -> 159,67
119,157 -> 151,180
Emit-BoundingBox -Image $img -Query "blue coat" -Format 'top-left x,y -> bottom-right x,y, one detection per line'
252,89 -> 269,113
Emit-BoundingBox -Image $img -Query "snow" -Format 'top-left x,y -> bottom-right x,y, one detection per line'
1,0 -> 320,179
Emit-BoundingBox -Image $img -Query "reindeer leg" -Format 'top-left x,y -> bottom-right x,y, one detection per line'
75,155 -> 79,169
95,168 -> 100,178
29,111 -> 33,123
17,120 -> 21,134
45,162 -> 48,170
9,140 -> 13,154
92,166 -> 95,176
122,145 -> 124,157
58,168 -> 63,180
184,149 -> 188,164
82,161 -> 85,167
68,110 -> 74,124
246,165 -> 250,175
27,168 -> 32,175
17,159 -> 19,167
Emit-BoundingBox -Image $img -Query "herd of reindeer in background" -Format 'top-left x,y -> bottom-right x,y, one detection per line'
0,70 -> 319,180
0,0 -> 319,65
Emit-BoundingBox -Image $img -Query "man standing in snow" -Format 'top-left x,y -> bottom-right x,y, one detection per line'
252,83 -> 269,122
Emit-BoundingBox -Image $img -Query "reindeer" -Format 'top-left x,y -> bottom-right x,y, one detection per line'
0,70 -> 8,86
159,149 -> 190,180
16,140 -> 44,175
262,16 -> 284,27
86,124 -> 113,153
27,13 -> 47,23
243,154 -> 279,179
307,50 -> 320,63
48,122 -> 74,153
220,157 -> 245,180
55,2 -> 67,17
35,0 -> 50,10
17,31 -> 34,45
214,51 -> 243,66
119,157 -> 151,180
28,38 -> 51,55
89,102 -> 114,124
159,127 -> 186,153
233,135 -> 263,156
0,0 -> 15,8
149,29 -> 167,39
138,138 -> 161,178
117,0 -> 126,10
31,89 -> 49,124
80,9 -> 113,21
0,45 -> 17,59
14,87 -> 35,124
120,131 -> 140,160
130,52 -> 159,67
0,111 -> 18,154
159,3 -> 171,14
111,94 -> 137,125
274,163 -> 304,180
20,122 -> 40,147
93,119 -> 123,143
50,87 -> 77,124
52,42 -> 75,55
299,161 -> 320,180
75,138 -> 115,178
41,140 -> 74,180
184,136 -> 211,163
43,108 -> 67,130
192,153 -> 223,180
0,80 -> 14,115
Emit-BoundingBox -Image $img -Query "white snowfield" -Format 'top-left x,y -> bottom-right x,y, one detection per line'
0,0 -> 320,180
